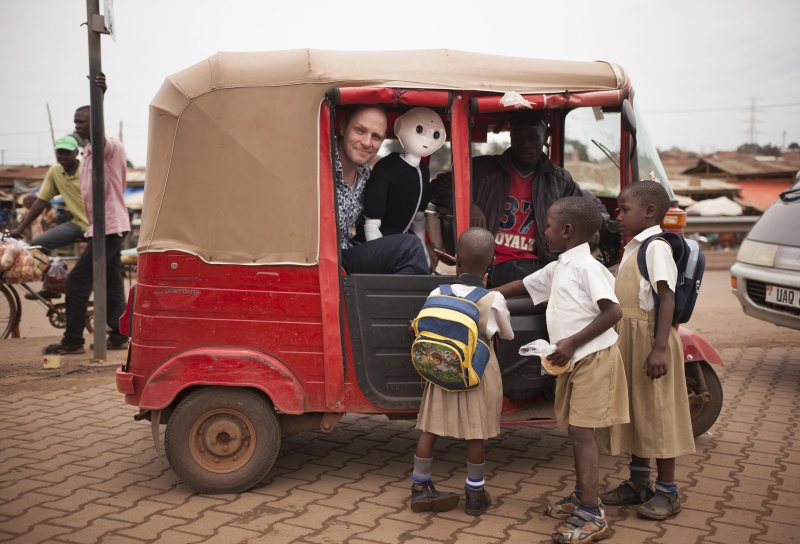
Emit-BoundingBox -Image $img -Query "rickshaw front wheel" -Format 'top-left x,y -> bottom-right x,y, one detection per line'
686,361 -> 723,438
165,387 -> 281,494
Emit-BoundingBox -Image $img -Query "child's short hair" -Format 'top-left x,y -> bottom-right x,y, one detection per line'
457,227 -> 495,270
553,196 -> 603,243
621,180 -> 671,221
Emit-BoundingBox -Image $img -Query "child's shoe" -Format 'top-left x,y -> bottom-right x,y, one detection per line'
598,480 -> 654,506
543,492 -> 581,520
410,481 -> 460,513
551,509 -> 609,543
637,492 -> 681,520
464,485 -> 491,516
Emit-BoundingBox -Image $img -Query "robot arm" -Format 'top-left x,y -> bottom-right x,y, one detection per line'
411,211 -> 430,267
364,218 -> 383,241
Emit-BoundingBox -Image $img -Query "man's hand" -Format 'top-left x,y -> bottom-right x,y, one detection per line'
8,228 -> 24,239
548,337 -> 576,368
426,241 -> 439,275
89,72 -> 107,95
470,202 -> 487,229
643,348 -> 668,379
407,319 -> 416,337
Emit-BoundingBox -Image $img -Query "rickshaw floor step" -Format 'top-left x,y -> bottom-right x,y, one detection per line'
500,401 -> 556,422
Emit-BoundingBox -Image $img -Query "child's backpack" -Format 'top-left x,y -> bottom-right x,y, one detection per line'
637,231 -> 705,334
411,284 -> 491,392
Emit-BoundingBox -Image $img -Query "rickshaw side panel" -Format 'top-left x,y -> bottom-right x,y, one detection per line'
125,252 -> 328,411
342,275 -> 557,410
342,274 -> 452,410
137,347 -> 305,413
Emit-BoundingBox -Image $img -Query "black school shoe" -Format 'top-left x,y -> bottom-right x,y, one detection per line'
464,485 -> 491,516
410,481 -> 460,513
638,492 -> 682,520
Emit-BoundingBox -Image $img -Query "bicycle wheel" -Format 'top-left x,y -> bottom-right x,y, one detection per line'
0,284 -> 18,339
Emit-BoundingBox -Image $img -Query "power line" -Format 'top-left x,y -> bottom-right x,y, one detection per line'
643,102 -> 800,114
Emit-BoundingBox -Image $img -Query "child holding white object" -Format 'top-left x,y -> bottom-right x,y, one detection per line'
495,197 -> 629,543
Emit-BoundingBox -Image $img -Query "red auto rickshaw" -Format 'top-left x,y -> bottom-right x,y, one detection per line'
116,49 -> 724,494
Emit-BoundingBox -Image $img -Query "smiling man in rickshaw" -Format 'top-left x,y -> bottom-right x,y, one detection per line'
430,109 -> 608,286
335,104 -> 429,275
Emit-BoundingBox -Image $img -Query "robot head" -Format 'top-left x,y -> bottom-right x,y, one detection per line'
394,107 -> 446,159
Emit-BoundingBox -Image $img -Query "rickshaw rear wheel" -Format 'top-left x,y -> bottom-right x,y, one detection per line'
686,361 -> 723,438
164,387 -> 281,494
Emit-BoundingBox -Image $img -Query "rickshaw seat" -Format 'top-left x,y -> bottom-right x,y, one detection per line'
505,295 -> 546,316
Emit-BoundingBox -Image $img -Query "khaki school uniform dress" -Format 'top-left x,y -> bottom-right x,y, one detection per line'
416,284 -> 513,441
596,226 -> 696,458
523,243 -> 629,433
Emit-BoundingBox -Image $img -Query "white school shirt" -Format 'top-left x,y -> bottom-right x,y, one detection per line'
429,285 -> 515,341
619,225 -> 679,311
523,243 -> 619,363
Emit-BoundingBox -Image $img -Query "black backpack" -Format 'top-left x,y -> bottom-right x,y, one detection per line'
637,231 -> 705,335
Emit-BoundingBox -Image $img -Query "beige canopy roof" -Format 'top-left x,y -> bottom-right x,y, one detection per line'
139,49 -> 626,265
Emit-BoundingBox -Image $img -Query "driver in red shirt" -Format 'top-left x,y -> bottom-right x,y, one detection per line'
430,110 -> 608,287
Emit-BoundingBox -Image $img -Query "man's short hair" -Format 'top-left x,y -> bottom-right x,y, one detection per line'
341,104 -> 386,130
621,180 -> 671,221
457,227 -> 496,270
75,105 -> 90,116
553,196 -> 603,243
509,109 -> 548,133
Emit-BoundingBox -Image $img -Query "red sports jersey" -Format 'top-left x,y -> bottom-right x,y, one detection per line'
494,166 -> 537,265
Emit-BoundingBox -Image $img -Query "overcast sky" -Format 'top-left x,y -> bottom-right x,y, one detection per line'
1,0 -> 798,167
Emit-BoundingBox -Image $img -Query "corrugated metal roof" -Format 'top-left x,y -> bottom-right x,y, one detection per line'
682,158 -> 800,178
0,166 -> 50,181
0,165 -> 146,185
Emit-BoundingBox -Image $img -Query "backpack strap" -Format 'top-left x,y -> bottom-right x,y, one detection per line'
462,287 -> 491,304
636,231 -> 676,283
438,284 -> 453,296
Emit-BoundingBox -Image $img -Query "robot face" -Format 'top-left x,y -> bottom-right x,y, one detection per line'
394,107 -> 446,159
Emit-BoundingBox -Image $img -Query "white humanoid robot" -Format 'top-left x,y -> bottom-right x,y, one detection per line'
361,107 -> 446,267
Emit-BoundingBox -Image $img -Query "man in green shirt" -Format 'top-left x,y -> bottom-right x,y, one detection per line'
12,135 -> 88,244
11,135 -> 88,298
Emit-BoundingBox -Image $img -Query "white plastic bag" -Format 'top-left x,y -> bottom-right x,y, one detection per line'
519,339 -> 574,376
499,91 -> 532,109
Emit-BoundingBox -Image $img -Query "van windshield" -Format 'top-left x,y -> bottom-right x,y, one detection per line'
564,103 -> 675,199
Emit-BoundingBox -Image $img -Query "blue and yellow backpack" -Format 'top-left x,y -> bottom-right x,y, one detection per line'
411,284 -> 491,392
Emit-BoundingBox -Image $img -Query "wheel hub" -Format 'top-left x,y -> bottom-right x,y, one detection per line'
189,409 -> 256,473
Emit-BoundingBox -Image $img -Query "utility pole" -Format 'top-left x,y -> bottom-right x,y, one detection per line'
47,104 -> 58,159
46,104 -> 56,154
1,150 -> 5,165
744,97 -> 763,145
86,0 -> 107,362
119,120 -> 123,143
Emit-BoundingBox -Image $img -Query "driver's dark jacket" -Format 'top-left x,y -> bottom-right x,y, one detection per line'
429,150 -> 609,264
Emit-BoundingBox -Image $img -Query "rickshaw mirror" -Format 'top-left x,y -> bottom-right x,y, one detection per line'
621,100 -> 636,136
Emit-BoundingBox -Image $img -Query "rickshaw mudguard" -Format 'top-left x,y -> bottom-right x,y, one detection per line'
138,347 -> 306,414
679,327 -> 724,366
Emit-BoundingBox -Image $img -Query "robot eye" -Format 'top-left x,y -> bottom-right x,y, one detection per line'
433,131 -> 441,139
415,125 -> 423,134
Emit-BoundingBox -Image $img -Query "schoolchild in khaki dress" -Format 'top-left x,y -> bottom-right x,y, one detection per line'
595,181 -> 696,520
408,228 -> 514,516
496,197 -> 629,543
